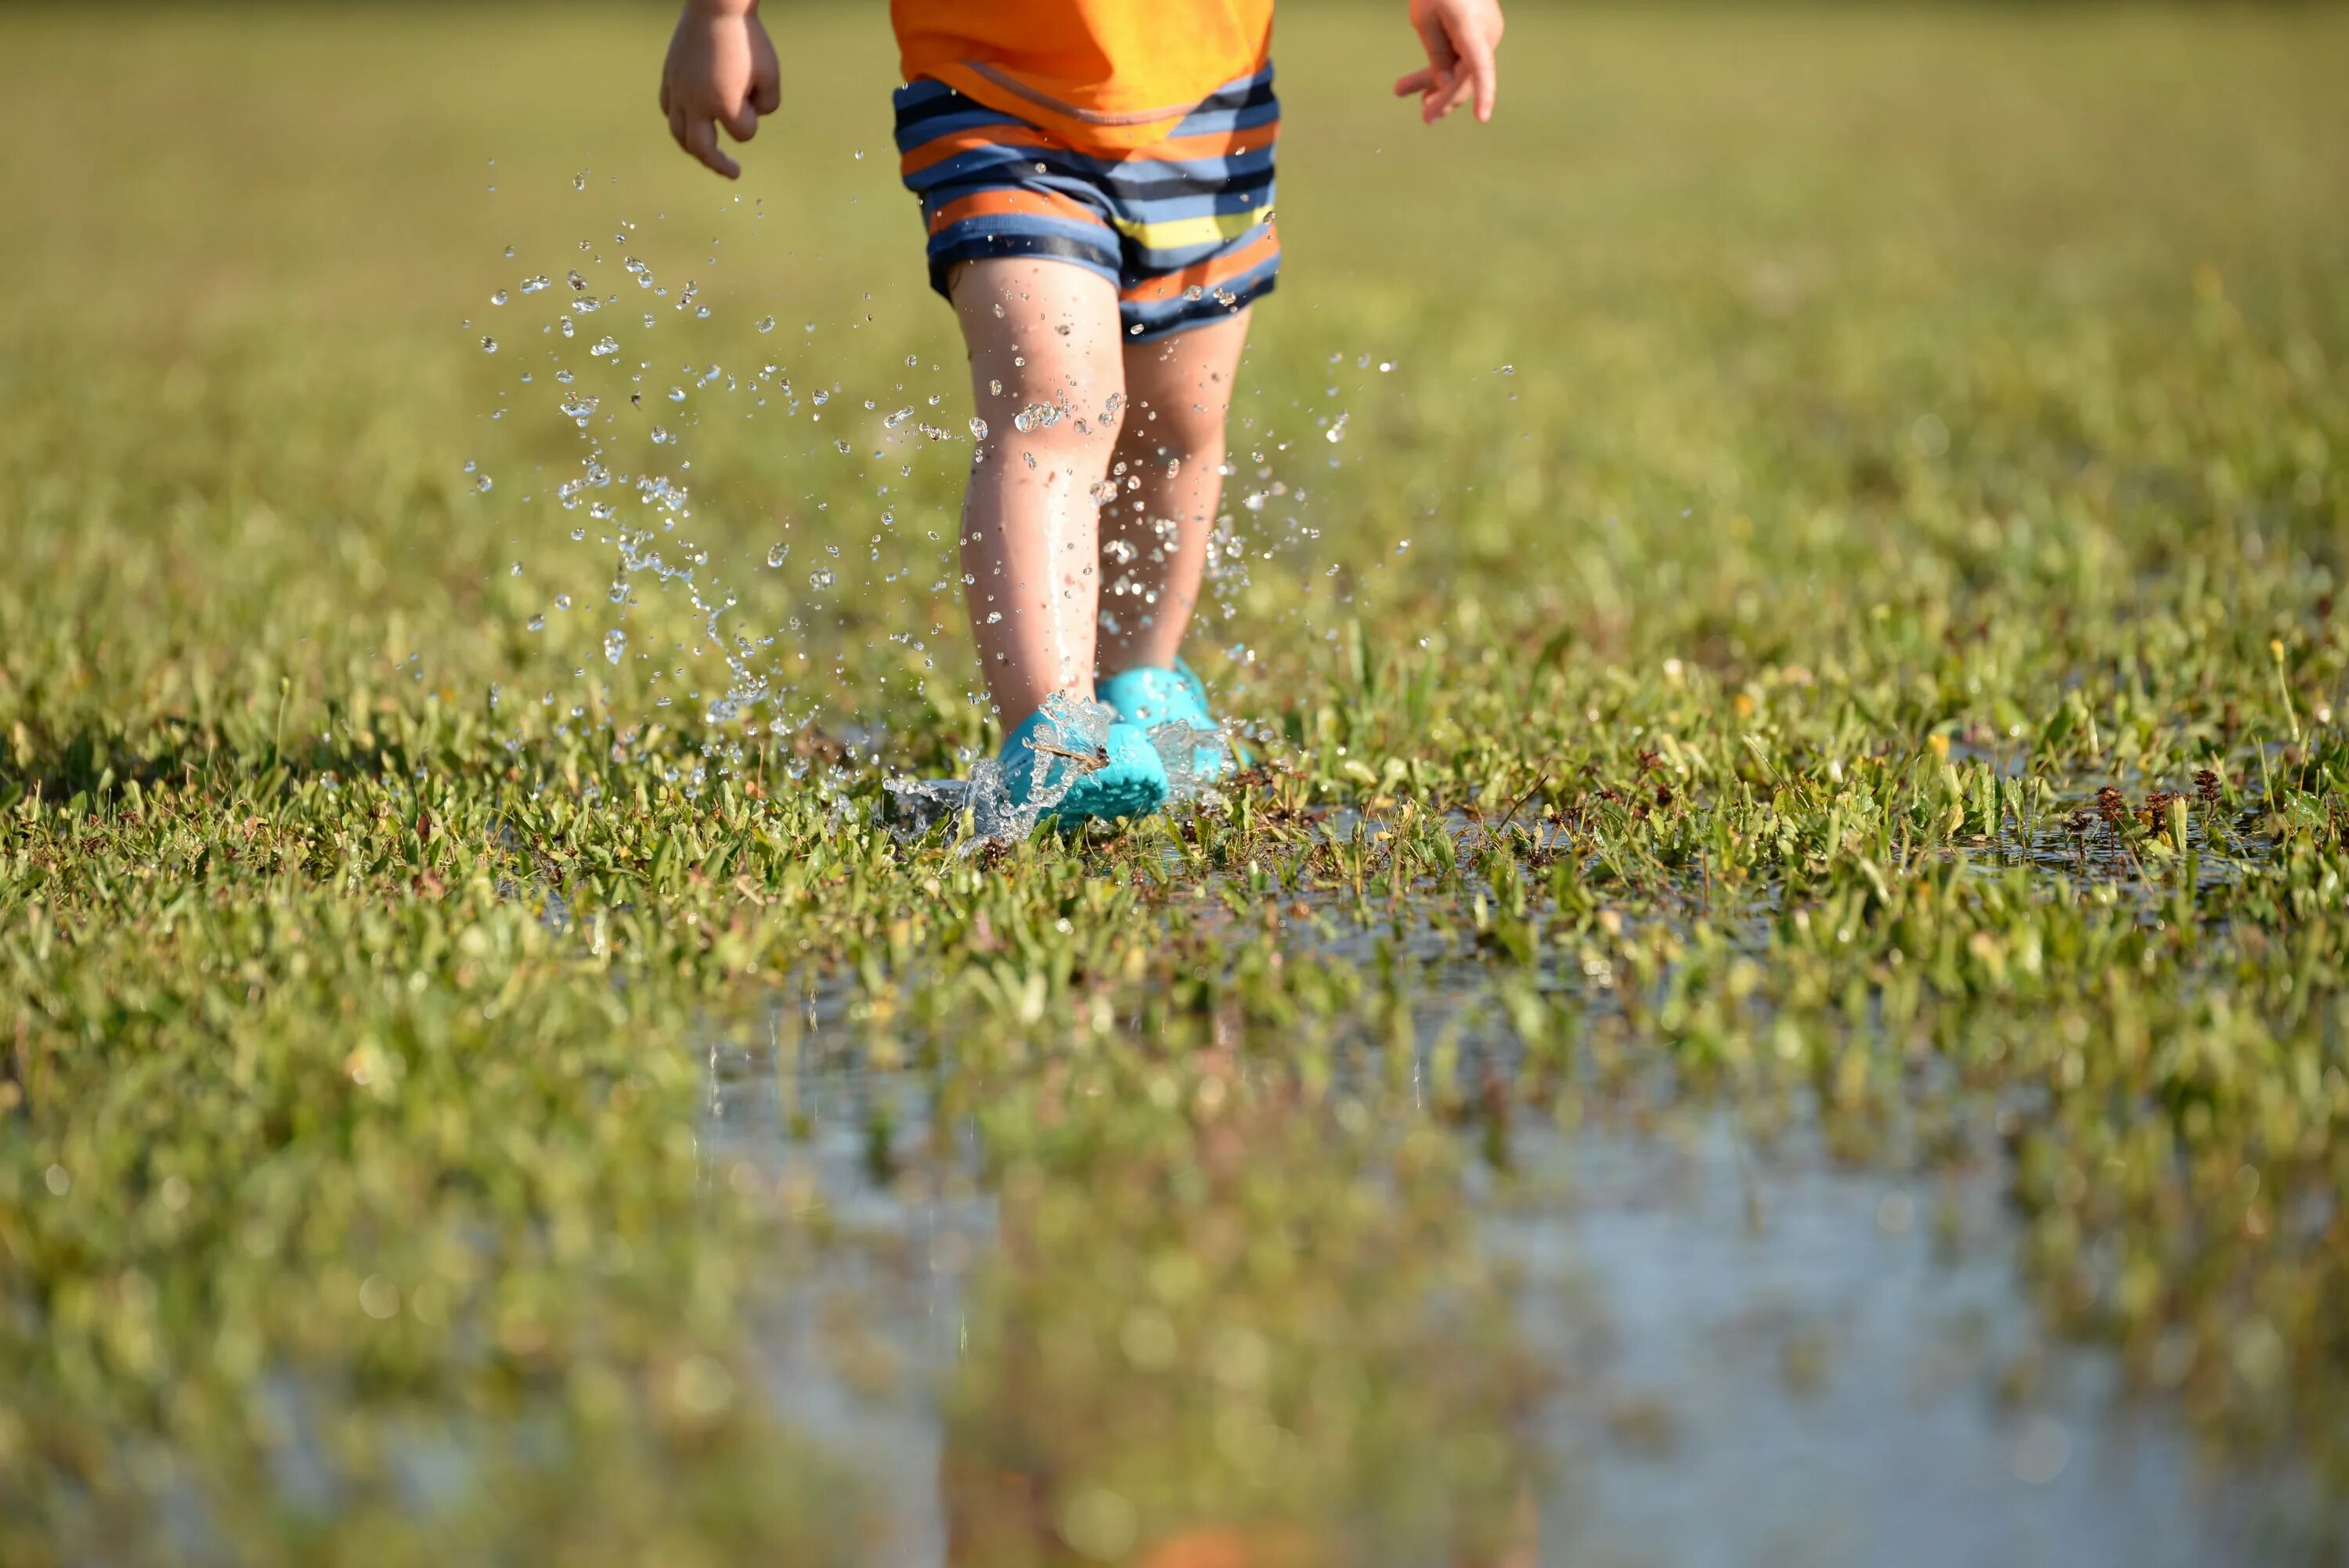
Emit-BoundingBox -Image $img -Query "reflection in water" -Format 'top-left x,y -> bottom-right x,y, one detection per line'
702,1003 -> 2304,1567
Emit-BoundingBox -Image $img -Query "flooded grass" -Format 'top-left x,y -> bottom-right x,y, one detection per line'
5,3 -> 2349,1564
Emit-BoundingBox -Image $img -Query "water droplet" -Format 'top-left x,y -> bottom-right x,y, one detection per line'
519,274 -> 550,294
490,290 -> 510,306
528,615 -> 546,631
756,315 -> 776,333
767,542 -> 790,568
1325,412 -> 1348,444
651,425 -> 673,444
590,335 -> 619,357
969,416 -> 989,441
480,337 -> 497,353
808,568 -> 834,590
604,629 -> 627,664
573,171 -> 589,192
669,387 -> 687,403
474,472 -> 494,492
883,407 -> 912,429
568,269 -> 588,292
561,391 -> 600,424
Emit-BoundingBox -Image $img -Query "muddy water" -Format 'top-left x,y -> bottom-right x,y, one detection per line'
699,1014 -> 2317,1568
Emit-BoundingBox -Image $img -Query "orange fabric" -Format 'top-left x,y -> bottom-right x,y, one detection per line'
926,186 -> 1107,236
893,0 -> 1275,153
1142,121 -> 1282,163
1119,225 -> 1281,303
899,124 -> 1059,179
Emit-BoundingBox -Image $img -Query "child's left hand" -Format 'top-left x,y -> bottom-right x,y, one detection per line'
1394,0 -> 1505,125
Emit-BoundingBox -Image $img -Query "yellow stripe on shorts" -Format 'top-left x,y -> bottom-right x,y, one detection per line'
1109,205 -> 1272,252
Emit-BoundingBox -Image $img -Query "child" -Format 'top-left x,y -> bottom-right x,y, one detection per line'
660,0 -> 1504,824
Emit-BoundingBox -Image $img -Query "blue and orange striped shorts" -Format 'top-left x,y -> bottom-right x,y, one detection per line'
892,69 -> 1280,341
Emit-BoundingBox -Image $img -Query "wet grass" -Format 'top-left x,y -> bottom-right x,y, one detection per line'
5,2 -> 2349,1563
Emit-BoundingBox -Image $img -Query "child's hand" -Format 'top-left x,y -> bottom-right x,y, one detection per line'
659,0 -> 781,179
1394,0 -> 1505,124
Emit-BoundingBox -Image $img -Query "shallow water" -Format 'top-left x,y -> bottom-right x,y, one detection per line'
698,1007 -> 2322,1568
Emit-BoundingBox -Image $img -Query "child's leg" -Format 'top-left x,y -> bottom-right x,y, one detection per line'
1095,310 -> 1252,676
951,257 -> 1128,725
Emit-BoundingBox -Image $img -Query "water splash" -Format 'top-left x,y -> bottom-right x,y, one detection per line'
1148,719 -> 1232,805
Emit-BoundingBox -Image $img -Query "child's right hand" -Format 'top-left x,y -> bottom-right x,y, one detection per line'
659,0 -> 781,179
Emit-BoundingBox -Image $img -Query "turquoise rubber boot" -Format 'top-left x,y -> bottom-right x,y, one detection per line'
997,700 -> 1168,826
1095,658 -> 1243,790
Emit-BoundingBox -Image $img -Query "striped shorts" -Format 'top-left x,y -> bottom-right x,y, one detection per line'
891,69 -> 1280,341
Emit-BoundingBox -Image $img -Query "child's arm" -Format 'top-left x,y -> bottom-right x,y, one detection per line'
1394,0 -> 1505,125
659,0 -> 781,179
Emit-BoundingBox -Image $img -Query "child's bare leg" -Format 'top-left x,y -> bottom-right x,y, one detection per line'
951,258 -> 1128,723
1095,310 -> 1251,676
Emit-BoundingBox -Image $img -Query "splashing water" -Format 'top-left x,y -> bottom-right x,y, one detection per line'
1148,719 -> 1232,805
474,173 -> 1357,817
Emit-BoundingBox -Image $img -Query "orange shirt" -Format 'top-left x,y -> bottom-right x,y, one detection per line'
893,0 -> 1276,154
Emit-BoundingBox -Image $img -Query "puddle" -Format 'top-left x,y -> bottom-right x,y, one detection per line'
1499,1119 -> 2289,1568
696,1004 -> 2327,1568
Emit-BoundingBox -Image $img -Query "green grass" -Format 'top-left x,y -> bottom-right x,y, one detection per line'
4,2 -> 2349,1563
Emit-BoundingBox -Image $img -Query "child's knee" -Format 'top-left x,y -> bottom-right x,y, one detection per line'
979,375 -> 1127,466
1122,421 -> 1221,476
1120,394 -> 1227,467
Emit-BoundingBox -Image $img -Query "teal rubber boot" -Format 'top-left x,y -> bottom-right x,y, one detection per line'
996,699 -> 1168,827
1096,658 -> 1244,792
